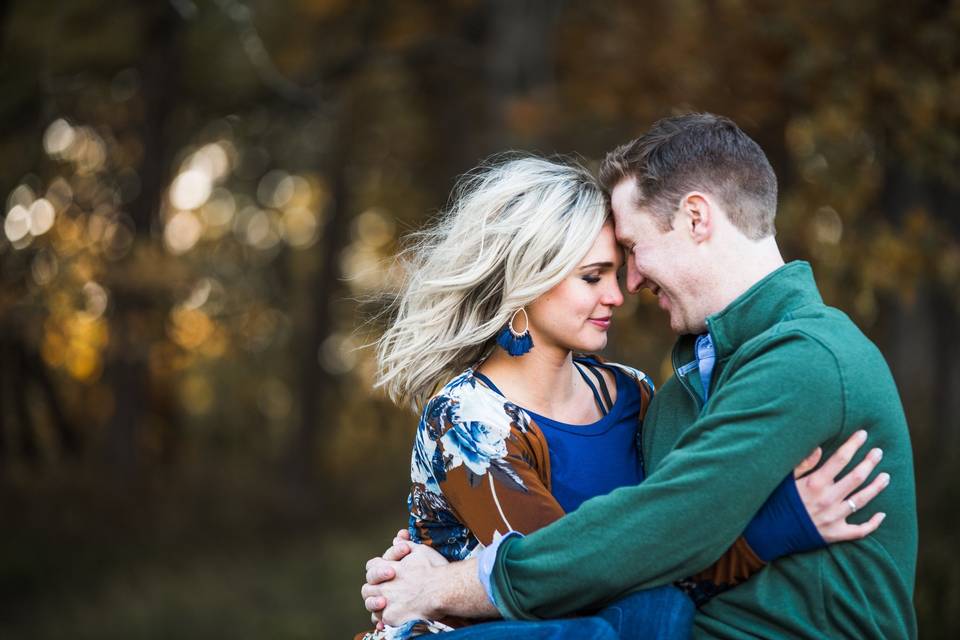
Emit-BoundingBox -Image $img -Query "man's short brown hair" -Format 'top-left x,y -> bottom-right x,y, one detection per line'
599,113 -> 778,240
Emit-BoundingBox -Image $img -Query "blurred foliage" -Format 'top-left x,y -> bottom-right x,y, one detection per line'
0,0 -> 958,638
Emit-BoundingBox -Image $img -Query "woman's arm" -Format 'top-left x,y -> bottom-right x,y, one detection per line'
413,389 -> 565,547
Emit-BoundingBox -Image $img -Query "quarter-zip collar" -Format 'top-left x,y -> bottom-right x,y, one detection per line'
670,261 -> 823,400
705,261 -> 823,361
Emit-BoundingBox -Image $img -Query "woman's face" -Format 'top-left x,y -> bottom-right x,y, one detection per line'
526,221 -> 625,355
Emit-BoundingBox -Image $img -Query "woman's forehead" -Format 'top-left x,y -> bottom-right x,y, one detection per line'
579,224 -> 623,267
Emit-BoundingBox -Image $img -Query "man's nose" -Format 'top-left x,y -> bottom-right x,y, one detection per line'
626,261 -> 644,294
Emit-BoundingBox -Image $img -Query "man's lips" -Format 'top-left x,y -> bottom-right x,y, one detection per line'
648,283 -> 669,309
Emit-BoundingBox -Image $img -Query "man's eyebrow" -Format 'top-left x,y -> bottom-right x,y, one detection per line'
577,261 -> 616,270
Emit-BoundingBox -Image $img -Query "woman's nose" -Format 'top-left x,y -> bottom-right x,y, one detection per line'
604,280 -> 625,307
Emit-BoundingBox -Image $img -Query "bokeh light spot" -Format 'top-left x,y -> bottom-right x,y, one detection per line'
282,206 -> 319,248
4,204 -> 31,242
813,206 -> 843,245
43,118 -> 76,157
29,198 -> 56,236
320,332 -> 358,374
31,249 -> 59,285
170,169 -> 213,210
257,170 -> 295,208
7,184 -> 35,210
169,307 -> 215,350
164,210 -> 203,254
354,208 -> 395,248
83,281 -> 110,318
187,143 -> 231,181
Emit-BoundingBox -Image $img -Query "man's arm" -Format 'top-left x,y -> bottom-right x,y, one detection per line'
362,335 -> 890,624
490,333 -> 849,620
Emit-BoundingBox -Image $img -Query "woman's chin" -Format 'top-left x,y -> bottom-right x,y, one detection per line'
569,338 -> 607,354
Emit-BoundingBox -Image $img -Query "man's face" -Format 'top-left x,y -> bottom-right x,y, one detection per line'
610,178 -> 707,335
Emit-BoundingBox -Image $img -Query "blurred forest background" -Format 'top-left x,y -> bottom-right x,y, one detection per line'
1,0 -> 958,638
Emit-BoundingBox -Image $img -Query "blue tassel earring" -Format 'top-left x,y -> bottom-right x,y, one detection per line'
496,308 -> 534,356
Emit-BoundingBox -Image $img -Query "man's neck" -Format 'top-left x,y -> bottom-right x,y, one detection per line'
706,236 -> 785,319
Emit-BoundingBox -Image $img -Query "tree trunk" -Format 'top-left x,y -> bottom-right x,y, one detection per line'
286,100 -> 354,496
13,341 -> 38,464
104,2 -> 182,471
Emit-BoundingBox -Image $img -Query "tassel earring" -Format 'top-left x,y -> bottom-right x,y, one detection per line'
496,308 -> 534,356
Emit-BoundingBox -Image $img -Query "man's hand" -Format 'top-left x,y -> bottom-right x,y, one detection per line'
361,532 -> 449,627
793,430 -> 890,543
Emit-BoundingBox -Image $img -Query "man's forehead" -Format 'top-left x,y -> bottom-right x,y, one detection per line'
612,225 -> 632,247
610,180 -> 640,243
610,179 -> 635,207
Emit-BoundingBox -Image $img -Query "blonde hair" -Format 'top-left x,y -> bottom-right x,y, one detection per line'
375,155 -> 608,411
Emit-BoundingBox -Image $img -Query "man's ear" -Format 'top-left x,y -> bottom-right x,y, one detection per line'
679,192 -> 712,243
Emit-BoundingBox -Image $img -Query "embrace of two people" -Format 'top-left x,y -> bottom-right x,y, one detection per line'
357,113 -> 918,639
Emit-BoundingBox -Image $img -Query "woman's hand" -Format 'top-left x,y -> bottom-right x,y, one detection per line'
362,529 -> 446,629
793,430 -> 890,543
360,530 -> 448,629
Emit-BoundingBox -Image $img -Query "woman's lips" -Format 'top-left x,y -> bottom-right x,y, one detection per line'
589,317 -> 611,330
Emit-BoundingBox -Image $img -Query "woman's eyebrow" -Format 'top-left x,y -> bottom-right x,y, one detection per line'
577,261 -> 616,270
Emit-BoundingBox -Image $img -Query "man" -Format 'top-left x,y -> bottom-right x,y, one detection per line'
362,113 -> 918,638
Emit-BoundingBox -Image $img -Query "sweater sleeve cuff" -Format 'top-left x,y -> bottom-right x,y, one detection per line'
743,474 -> 827,561
478,531 -> 523,606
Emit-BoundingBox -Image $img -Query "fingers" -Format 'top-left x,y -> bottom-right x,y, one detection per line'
823,511 -> 887,543
382,542 -> 413,562
843,472 -> 890,515
364,595 -> 387,613
816,473 -> 890,543
813,430 -> 867,485
365,560 -> 397,585
819,471 -> 889,531
396,528 -> 411,541
794,447 -> 822,478
832,448 -> 884,499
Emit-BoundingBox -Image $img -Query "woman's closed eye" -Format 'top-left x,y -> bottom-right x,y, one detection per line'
582,274 -> 601,284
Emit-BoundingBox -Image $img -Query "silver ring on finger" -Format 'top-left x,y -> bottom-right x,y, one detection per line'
847,498 -> 858,514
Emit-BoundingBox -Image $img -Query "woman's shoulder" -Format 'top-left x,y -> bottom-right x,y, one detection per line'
424,368 -> 499,415
419,367 -> 529,439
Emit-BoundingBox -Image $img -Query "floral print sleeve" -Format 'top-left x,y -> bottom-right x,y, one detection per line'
409,370 -> 564,560
357,371 -> 565,640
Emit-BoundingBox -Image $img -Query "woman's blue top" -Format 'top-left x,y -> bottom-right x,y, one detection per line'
476,358 -> 641,513
525,364 -> 643,513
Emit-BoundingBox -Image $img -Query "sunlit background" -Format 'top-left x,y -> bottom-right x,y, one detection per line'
1,1 -> 958,638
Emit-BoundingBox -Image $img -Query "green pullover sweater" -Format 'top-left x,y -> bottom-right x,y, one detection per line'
490,261 -> 918,639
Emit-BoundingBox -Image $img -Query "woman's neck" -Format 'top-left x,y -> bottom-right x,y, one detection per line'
477,344 -> 585,419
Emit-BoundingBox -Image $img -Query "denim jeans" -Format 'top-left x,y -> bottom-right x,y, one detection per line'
441,584 -> 694,640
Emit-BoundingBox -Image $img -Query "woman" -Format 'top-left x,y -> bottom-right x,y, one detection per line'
363,156 -> 886,639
